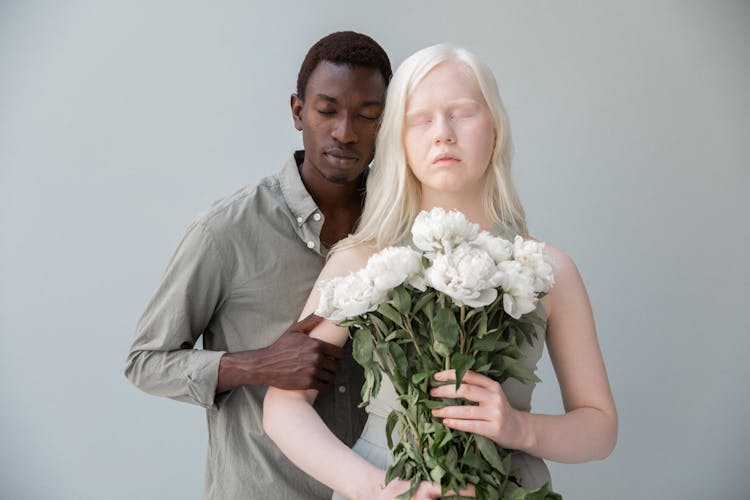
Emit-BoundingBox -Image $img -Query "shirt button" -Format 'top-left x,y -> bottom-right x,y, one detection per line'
313,213 -> 322,222
296,216 -> 303,224
307,241 -> 315,249
338,386 -> 346,393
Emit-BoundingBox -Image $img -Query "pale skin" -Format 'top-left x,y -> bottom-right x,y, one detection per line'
264,60 -> 617,499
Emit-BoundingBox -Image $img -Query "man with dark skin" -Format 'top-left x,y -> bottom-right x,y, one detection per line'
216,61 -> 389,395
125,32 -> 391,499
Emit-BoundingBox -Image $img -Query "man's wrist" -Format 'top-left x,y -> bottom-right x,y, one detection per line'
217,349 -> 265,393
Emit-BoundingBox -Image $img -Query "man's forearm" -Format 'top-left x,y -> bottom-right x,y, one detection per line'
215,350 -> 267,394
124,347 -> 225,408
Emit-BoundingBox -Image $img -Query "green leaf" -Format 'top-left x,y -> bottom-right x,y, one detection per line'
393,285 -> 412,314
386,410 -> 399,449
351,328 -> 374,366
429,464 -> 446,483
477,310 -> 489,338
411,370 -> 432,385
385,452 -> 405,483
384,328 -> 409,342
375,341 -> 389,367
371,364 -> 382,398
378,303 -> 405,328
475,435 -> 507,474
368,313 -> 389,338
422,399 -> 451,410
389,342 -> 409,378
444,447 -> 460,475
451,353 -> 475,390
503,356 -> 542,383
432,307 -> 460,357
459,451 -> 487,471
437,427 -> 453,448
337,318 -> 360,328
413,291 -> 437,314
422,299 -> 435,323
360,367 -> 374,404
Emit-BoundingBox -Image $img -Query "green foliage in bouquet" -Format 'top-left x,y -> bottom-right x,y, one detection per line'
340,285 -> 562,500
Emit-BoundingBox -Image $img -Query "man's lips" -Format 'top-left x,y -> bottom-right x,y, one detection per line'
324,148 -> 359,161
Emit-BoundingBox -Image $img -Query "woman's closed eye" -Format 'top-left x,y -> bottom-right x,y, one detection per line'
405,112 -> 432,127
449,103 -> 480,120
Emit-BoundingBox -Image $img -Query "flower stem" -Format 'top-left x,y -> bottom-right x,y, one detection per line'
404,316 -> 423,357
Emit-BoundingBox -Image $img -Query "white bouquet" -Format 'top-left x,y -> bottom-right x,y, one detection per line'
316,208 -> 560,500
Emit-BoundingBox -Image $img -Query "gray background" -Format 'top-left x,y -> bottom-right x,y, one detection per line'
1,1 -> 748,499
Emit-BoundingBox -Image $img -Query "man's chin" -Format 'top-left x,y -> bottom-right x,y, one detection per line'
321,164 -> 366,185
324,173 -> 359,185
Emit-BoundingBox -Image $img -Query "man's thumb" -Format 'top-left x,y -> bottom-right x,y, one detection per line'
296,313 -> 325,334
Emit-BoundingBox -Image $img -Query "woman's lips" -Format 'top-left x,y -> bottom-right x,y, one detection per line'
432,153 -> 460,166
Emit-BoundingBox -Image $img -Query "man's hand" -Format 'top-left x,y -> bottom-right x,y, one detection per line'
216,314 -> 343,394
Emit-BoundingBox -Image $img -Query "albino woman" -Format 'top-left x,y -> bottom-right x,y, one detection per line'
264,45 -> 617,500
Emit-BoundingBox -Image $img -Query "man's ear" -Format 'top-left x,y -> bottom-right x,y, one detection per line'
290,94 -> 304,131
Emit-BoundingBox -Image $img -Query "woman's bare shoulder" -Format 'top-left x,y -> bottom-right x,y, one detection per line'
319,243 -> 377,280
523,235 -> 575,272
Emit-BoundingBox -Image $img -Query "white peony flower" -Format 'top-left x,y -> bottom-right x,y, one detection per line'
363,246 -> 426,292
411,208 -> 479,258
315,270 -> 387,321
496,260 -> 537,319
315,277 -> 338,319
425,243 -> 499,307
473,231 -> 513,264
511,236 -> 555,293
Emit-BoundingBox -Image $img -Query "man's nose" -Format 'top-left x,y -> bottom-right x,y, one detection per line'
331,114 -> 358,144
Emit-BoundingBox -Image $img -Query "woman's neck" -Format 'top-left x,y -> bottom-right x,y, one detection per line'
419,191 -> 493,230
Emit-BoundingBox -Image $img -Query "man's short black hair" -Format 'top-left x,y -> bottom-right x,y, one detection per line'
296,31 -> 392,99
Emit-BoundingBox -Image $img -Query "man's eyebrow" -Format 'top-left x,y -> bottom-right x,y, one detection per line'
314,94 -> 383,107
315,94 -> 337,103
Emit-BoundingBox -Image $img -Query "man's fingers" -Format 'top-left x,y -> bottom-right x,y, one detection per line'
313,365 -> 337,382
315,355 -> 339,374
316,339 -> 343,360
308,379 -> 329,392
294,313 -> 325,333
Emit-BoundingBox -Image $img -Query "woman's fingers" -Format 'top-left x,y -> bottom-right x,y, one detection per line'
413,481 -> 476,499
434,369 -> 498,389
430,378 -> 493,403
432,404 -> 494,421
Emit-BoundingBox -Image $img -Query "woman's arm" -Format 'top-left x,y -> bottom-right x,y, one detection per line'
263,246 -> 418,499
431,244 -> 618,463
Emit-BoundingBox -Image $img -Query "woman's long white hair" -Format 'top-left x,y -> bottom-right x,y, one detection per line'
341,44 -> 527,251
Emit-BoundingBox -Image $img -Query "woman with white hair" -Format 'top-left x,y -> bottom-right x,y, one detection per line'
263,44 -> 617,499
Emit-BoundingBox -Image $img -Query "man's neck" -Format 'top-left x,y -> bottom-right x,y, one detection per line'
298,159 -> 366,246
299,163 -> 365,214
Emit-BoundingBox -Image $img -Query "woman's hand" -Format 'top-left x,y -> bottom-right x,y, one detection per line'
371,476 -> 476,500
430,369 -> 532,452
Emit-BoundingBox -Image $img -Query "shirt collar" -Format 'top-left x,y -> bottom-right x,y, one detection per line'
279,151 -> 320,227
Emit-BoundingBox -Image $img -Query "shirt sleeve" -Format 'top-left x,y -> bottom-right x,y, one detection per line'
124,219 -> 229,409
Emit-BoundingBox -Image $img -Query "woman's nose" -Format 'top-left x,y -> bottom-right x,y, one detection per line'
432,115 -> 456,145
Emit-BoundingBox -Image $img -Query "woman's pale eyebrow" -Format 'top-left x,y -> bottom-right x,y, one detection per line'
407,99 -> 480,115
448,98 -> 481,107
